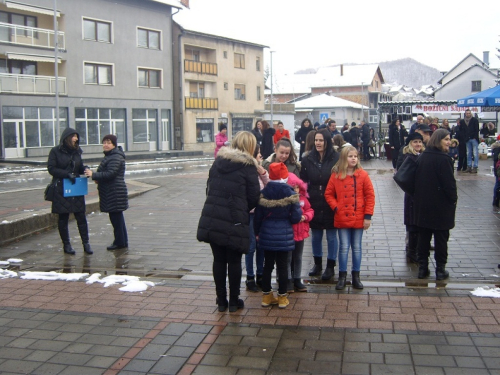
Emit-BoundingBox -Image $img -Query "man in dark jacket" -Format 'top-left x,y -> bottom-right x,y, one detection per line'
460,109 -> 480,173
328,120 -> 340,138
360,121 -> 371,160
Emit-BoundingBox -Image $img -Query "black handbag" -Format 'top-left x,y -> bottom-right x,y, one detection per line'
393,156 -> 418,196
44,181 -> 57,201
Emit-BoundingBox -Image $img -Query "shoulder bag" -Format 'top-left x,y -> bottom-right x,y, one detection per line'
393,156 -> 418,196
44,180 -> 57,201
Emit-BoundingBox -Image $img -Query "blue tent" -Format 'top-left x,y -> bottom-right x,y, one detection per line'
457,85 -> 500,108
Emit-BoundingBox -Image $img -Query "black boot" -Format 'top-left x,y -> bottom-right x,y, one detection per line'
335,271 -> 347,290
435,264 -> 449,281
229,296 -> 244,312
245,276 -> 258,292
351,271 -> 363,289
83,243 -> 93,255
58,224 -> 75,255
77,222 -> 92,254
418,267 -> 430,279
216,296 -> 228,312
309,256 -> 323,276
63,242 -> 75,255
406,232 -> 418,263
321,259 -> 336,280
256,274 -> 263,289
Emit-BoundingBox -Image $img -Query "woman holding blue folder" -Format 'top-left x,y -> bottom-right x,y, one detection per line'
47,128 -> 93,255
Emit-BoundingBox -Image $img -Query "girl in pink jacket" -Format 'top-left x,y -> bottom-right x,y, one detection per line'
287,173 -> 314,292
214,124 -> 229,157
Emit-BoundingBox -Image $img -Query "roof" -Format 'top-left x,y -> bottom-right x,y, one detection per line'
433,64 -> 497,94
293,94 -> 364,110
313,64 -> 383,88
438,53 -> 485,84
378,100 -> 457,108
149,0 -> 184,9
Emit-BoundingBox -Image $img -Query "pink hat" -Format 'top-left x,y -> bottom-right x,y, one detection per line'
287,173 -> 309,197
269,162 -> 289,182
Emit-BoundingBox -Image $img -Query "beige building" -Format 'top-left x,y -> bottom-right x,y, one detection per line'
172,22 -> 268,153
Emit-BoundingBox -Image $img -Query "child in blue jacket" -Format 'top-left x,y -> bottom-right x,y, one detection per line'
254,162 -> 302,308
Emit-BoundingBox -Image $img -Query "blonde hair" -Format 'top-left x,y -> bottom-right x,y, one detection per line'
332,146 -> 362,179
231,131 -> 256,156
403,140 -> 425,155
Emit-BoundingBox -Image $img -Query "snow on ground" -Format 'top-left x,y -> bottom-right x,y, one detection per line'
470,286 -> 500,298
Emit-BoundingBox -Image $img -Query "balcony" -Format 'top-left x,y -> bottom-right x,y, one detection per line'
185,96 -> 218,110
0,73 -> 67,95
184,60 -> 217,76
0,22 -> 65,50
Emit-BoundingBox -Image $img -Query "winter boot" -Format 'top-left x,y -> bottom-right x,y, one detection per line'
287,279 -> 295,293
261,291 -> 278,307
406,232 -> 418,263
309,256 -> 323,276
216,297 -> 228,312
63,242 -> 75,255
321,259 -> 336,281
245,276 -> 258,292
351,271 -> 364,289
435,264 -> 449,281
83,243 -> 93,255
294,278 -> 307,292
418,267 -> 430,279
256,274 -> 263,289
59,225 -> 75,255
335,271 -> 347,290
229,297 -> 244,312
278,293 -> 289,309
77,222 -> 93,255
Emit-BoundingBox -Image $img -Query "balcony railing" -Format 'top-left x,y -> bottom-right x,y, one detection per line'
0,73 -> 67,95
185,96 -> 218,110
0,22 -> 65,50
184,59 -> 217,75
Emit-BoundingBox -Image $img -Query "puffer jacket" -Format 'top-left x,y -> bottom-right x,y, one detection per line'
325,169 -> 375,229
262,153 -> 300,177
293,194 -> 314,241
254,182 -> 302,252
91,146 -> 128,213
47,128 -> 86,214
197,147 -> 260,253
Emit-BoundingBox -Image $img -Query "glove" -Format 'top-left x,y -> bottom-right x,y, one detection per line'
224,141 -> 230,146
67,173 -> 76,184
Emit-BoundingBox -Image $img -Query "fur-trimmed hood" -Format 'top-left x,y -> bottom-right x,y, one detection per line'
214,146 -> 258,174
258,182 -> 299,208
491,141 -> 500,150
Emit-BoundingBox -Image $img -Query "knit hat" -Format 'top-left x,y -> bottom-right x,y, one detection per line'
268,162 -> 289,183
219,124 -> 227,131
102,134 -> 117,146
404,132 -> 423,146
351,121 -> 357,126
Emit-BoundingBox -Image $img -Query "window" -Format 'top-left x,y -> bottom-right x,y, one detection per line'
234,53 -> 245,69
224,82 -> 228,90
234,84 -> 246,100
223,51 -> 227,59
257,86 -> 261,101
83,18 -> 111,43
472,81 -> 481,92
84,62 -> 112,85
0,59 -> 36,75
0,11 -> 36,38
232,118 -> 252,137
185,49 -> 200,61
369,115 -> 378,123
138,68 -> 161,88
132,109 -> 157,143
75,108 -> 125,146
256,56 -> 260,71
189,82 -> 205,98
137,28 -> 160,50
196,118 -> 214,143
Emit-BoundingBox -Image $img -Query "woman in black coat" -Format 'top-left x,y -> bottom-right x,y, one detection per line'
197,131 -> 261,312
300,129 -> 340,281
413,129 -> 457,280
388,118 -> 408,170
260,120 -> 276,159
47,128 -> 92,255
295,118 -> 314,161
251,120 -> 263,146
85,135 -> 128,250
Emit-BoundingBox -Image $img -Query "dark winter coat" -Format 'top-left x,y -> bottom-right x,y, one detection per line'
459,116 -> 479,142
388,124 -> 408,150
349,127 -> 360,147
251,128 -> 263,146
295,125 -> 314,160
254,182 -> 302,252
342,130 -> 352,144
197,147 -> 261,254
261,127 -> 276,159
91,146 -> 128,213
361,124 -> 371,143
413,147 -> 457,231
491,142 -> 500,177
47,128 -> 86,214
401,152 -> 420,228
300,147 -> 340,230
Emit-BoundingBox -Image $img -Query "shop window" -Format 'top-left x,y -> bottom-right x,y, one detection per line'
196,118 -> 214,142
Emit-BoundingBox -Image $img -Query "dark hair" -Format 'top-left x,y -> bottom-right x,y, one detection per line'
275,137 -> 297,165
301,118 -> 312,128
253,119 -> 262,131
253,143 -> 260,158
328,119 -> 336,125
304,130 -> 316,155
64,133 -> 78,150
390,118 -> 400,127
277,121 -> 284,126
427,128 -> 450,151
332,134 -> 345,149
261,120 -> 270,130
311,129 -> 334,162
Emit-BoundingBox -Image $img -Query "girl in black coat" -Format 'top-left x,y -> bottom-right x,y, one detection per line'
197,131 -> 261,312
388,118 -> 408,170
413,129 -> 457,280
260,120 -> 276,159
251,120 -> 263,146
85,135 -> 129,250
47,128 -> 92,255
295,118 -> 314,161
300,129 -> 340,281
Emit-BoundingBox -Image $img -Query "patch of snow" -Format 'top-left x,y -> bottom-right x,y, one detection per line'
0,270 -> 17,279
7,258 -> 23,264
2,220 -> 11,224
470,286 -> 500,298
489,274 -> 499,278
20,271 -> 88,281
119,280 -> 155,292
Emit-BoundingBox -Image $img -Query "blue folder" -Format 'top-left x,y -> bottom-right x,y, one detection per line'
63,177 -> 88,197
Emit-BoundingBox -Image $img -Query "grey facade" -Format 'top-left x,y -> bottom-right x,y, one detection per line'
0,0 -> 178,159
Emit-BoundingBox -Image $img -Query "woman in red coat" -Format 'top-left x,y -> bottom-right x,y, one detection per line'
273,121 -> 290,144
325,146 -> 375,290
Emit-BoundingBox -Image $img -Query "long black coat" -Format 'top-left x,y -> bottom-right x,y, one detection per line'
295,125 -> 314,160
402,152 -> 419,228
251,128 -> 263,146
261,128 -> 276,159
388,125 -> 408,150
91,146 -> 128,213
47,128 -> 86,214
459,116 -> 479,142
413,147 -> 457,231
300,148 -> 340,230
197,147 -> 261,254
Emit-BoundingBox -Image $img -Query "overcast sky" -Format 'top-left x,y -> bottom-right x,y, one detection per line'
174,0 -> 500,75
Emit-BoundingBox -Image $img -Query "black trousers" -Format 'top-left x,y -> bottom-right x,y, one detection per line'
362,141 -> 370,160
457,144 -> 467,171
109,211 -> 128,247
58,212 -> 88,243
262,250 -> 289,295
391,147 -> 400,169
210,243 -> 242,300
417,227 -> 449,267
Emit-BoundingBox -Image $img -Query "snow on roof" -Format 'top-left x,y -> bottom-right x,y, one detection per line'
150,0 -> 184,9
313,64 -> 380,88
268,73 -> 315,95
294,94 -> 364,110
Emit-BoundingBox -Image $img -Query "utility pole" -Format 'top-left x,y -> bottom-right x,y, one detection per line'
53,0 -> 60,140
270,51 -> 275,127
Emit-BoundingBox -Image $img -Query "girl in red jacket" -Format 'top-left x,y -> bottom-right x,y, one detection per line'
287,173 -> 314,292
325,146 -> 375,290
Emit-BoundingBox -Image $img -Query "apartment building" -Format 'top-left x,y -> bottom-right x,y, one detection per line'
0,0 -> 181,159
172,22 -> 268,152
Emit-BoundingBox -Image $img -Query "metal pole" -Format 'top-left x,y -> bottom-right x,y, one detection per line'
53,0 -> 60,140
361,82 -> 364,121
270,51 -> 275,127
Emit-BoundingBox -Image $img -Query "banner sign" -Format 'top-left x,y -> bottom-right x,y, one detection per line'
412,104 -> 480,114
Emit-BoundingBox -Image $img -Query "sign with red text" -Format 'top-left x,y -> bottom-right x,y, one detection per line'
412,104 -> 480,114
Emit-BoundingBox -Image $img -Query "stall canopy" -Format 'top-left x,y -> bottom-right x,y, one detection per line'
457,85 -> 500,111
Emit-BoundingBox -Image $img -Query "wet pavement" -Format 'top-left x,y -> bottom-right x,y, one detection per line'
1,156 -> 500,374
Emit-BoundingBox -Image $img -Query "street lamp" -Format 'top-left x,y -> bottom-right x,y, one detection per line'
270,50 -> 275,127
53,0 -> 59,140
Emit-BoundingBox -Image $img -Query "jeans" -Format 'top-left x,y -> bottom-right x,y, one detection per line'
466,139 -> 478,168
337,228 -> 364,272
109,211 -> 128,247
311,228 -> 339,261
245,214 -> 264,277
210,243 -> 242,299
262,250 -> 289,295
